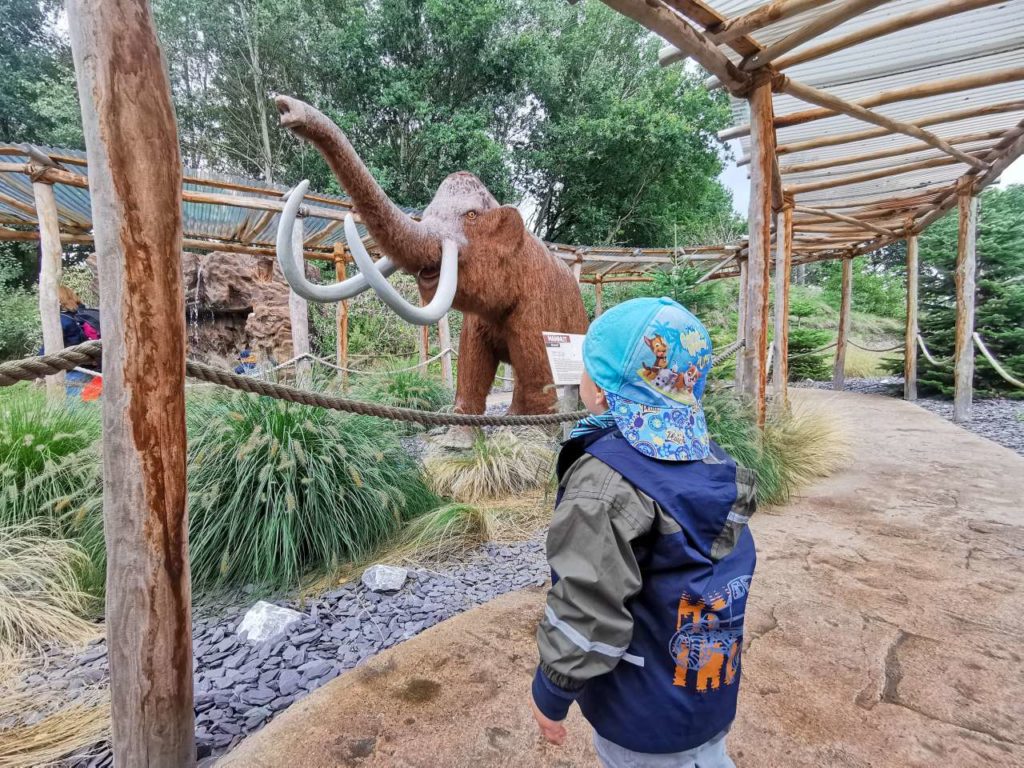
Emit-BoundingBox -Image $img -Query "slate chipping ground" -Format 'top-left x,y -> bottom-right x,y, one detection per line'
20,538 -> 548,766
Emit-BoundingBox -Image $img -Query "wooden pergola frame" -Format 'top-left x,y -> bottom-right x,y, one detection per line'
15,1 -> 1021,763
605,0 -> 1024,428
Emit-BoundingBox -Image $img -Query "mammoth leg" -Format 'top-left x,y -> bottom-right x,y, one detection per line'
507,321 -> 557,415
454,314 -> 499,415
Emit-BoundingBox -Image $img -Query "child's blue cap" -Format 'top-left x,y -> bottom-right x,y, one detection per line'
583,297 -> 713,461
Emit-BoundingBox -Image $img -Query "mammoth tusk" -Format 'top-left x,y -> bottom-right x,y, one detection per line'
344,214 -> 457,326
275,180 -> 398,303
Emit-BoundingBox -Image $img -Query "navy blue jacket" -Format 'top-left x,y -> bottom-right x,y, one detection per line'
533,427 -> 757,753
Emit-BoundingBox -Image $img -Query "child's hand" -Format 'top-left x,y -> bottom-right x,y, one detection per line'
530,699 -> 567,745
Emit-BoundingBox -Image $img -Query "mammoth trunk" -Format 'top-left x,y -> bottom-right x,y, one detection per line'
275,96 -> 440,273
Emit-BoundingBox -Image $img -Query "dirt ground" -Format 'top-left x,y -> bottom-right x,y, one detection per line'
220,389 -> 1024,767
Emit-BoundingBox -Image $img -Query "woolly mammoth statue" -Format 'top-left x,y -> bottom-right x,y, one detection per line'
274,96 -> 588,415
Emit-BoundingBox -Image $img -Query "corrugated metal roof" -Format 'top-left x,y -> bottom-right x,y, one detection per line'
648,0 -> 1024,257
0,143 -> 740,281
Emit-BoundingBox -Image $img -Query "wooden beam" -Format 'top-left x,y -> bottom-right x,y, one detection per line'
793,205 -> 899,237
779,130 -> 1005,174
772,201 -> 793,406
438,313 -> 454,389
709,0 -> 820,43
832,257 -> 853,391
289,218 -> 311,383
742,73 -> 774,428
594,280 -> 604,317
333,249 -> 350,390
953,187 -> 977,423
600,0 -> 750,93
31,180 -> 65,398
722,67 -> 1024,140
775,76 -> 989,170
904,232 -> 918,401
735,256 -> 748,391
742,0 -> 890,71
662,0 -> 762,56
66,0 -> 194,765
774,0 -> 1007,71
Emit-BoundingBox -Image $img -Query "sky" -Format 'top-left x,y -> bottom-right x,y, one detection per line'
719,144 -> 1024,217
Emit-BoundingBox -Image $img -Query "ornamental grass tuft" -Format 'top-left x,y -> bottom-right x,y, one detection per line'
186,391 -> 441,589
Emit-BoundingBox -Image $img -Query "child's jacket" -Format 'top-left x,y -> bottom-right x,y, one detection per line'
533,427 -> 757,754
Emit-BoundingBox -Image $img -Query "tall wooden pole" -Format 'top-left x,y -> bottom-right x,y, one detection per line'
594,279 -> 604,317
333,248 -> 349,390
742,72 -> 774,427
904,233 -> 919,401
735,256 -> 748,391
289,217 -> 310,382
67,1 -> 194,765
953,186 -> 978,422
32,179 -> 64,397
438,313 -> 454,390
833,257 -> 853,390
772,200 -> 794,406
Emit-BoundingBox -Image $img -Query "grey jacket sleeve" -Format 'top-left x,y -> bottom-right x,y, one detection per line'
536,454 -> 657,693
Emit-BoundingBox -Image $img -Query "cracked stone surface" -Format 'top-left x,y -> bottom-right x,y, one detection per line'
218,389 -> 1023,767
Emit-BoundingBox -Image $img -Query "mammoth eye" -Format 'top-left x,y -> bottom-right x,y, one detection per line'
465,210 -> 478,220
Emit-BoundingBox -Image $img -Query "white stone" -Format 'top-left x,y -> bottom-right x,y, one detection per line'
361,564 -> 408,592
235,601 -> 303,644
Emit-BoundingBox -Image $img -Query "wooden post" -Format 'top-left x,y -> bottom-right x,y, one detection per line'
438,313 -> 454,390
66,1 -> 194,765
418,322 -> 429,375
904,233 -> 919,401
594,279 -> 604,317
32,179 -> 64,397
772,200 -> 793,406
572,259 -> 583,284
742,72 -> 774,427
833,257 -> 853,390
953,186 -> 978,422
334,250 -> 349,390
289,217 -> 310,382
735,256 -> 748,391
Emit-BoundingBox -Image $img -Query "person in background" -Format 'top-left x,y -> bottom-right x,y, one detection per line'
53,285 -> 102,399
531,297 -> 757,768
234,348 -> 259,375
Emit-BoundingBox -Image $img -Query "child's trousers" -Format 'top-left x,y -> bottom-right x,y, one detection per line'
593,730 -> 735,768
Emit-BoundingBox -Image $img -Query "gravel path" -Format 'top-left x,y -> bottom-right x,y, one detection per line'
794,377 -> 1024,455
20,538 -> 547,766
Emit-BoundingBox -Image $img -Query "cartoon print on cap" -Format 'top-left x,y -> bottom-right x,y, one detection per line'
637,323 -> 710,406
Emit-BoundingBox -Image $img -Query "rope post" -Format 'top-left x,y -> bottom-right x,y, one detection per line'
67,0 -> 195,763
735,255 -> 748,391
333,246 -> 350,390
772,198 -> 793,408
833,256 -> 853,390
31,175 -> 64,398
289,215 -> 311,385
954,184 -> 978,422
742,70 -> 774,427
438,312 -> 454,390
904,231 -> 919,401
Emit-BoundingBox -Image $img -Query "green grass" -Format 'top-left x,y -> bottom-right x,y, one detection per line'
186,391 -> 442,589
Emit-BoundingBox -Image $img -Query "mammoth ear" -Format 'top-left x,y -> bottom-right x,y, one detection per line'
477,205 -> 526,241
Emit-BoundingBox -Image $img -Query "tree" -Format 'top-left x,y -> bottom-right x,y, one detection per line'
914,185 -> 1024,398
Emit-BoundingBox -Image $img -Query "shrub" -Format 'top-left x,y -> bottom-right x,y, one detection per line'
0,525 -> 98,663
0,255 -> 40,362
186,392 -> 441,589
425,428 -> 555,502
388,503 -> 491,561
354,370 -> 453,412
787,327 -> 833,382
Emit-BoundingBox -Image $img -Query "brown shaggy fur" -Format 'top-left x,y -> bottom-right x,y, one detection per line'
276,96 -> 589,414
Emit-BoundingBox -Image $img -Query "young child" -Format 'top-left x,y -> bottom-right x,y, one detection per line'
531,297 -> 756,768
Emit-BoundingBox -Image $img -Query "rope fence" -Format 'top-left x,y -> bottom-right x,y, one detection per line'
0,338 -> 746,427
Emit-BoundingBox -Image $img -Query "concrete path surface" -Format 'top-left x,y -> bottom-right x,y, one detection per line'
220,390 -> 1024,767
